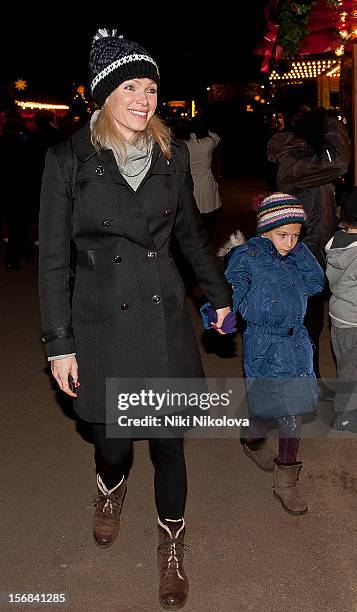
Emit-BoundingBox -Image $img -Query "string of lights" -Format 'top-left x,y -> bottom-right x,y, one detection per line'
15,100 -> 70,111
269,59 -> 341,84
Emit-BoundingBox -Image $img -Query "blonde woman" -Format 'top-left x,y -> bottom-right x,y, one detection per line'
39,28 -> 231,610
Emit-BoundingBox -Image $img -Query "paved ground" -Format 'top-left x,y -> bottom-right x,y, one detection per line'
1,178 -> 356,612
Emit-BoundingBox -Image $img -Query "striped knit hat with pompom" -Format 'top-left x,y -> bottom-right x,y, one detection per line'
252,192 -> 307,234
89,28 -> 160,106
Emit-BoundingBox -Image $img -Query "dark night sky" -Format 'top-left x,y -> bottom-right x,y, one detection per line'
1,7 -> 267,102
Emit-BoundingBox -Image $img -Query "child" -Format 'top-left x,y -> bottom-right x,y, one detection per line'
201,193 -> 325,515
326,187 -> 357,432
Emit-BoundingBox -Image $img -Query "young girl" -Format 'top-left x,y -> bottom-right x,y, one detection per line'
202,193 -> 325,515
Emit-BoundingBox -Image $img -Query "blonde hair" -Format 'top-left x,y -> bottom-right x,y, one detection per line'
91,105 -> 172,162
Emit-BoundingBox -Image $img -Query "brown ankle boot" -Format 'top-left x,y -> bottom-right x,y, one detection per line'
92,475 -> 127,547
157,518 -> 189,610
242,439 -> 275,472
273,461 -> 308,515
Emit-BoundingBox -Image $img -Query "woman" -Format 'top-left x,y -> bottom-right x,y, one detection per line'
39,29 -> 231,610
183,116 -> 223,241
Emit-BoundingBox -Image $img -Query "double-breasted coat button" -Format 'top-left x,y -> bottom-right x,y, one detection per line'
163,209 -> 172,217
96,165 -> 105,175
114,256 -> 122,264
291,282 -> 296,288
152,295 -> 161,304
296,315 -> 301,321
121,303 -> 129,310
102,220 -> 111,227
147,250 -> 157,258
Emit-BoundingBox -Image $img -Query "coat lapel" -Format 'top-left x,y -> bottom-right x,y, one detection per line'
71,124 -> 177,250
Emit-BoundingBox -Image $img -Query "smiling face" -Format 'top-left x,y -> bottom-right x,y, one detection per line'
263,223 -> 302,256
105,77 -> 158,141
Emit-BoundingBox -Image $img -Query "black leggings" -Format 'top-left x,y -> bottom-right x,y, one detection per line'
92,424 -> 187,521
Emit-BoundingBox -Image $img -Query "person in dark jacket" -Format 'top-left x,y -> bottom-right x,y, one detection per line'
38,28 -> 232,610
267,108 -> 350,401
201,193 -> 325,515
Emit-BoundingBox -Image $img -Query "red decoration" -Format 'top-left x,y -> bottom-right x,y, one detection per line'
256,1 -> 284,72
298,0 -> 343,54
258,0 -> 357,71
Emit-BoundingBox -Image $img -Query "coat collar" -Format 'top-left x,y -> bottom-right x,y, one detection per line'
71,120 -> 176,177
71,122 -> 95,161
249,235 -> 284,260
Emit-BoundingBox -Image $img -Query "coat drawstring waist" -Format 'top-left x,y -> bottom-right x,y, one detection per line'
245,322 -> 305,338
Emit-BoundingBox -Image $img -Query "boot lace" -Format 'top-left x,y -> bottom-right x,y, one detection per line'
158,536 -> 188,581
93,493 -> 121,514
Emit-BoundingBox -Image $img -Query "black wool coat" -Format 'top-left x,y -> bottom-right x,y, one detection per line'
39,122 -> 231,423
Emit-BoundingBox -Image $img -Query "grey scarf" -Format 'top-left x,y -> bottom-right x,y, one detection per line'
90,110 -> 153,191
116,138 -> 153,191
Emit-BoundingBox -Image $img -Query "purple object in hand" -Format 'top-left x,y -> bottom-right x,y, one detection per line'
221,312 -> 237,333
204,305 -> 218,324
204,306 -> 237,333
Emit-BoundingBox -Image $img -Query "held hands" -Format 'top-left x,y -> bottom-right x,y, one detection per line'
51,355 -> 80,398
206,305 -> 237,334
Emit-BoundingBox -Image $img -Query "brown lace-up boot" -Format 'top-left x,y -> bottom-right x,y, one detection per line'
92,474 -> 127,547
157,518 -> 189,610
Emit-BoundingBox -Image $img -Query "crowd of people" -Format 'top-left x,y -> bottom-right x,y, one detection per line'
2,26 -> 356,610
0,109 -> 75,270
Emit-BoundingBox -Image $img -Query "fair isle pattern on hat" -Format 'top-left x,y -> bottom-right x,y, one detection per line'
91,53 -> 159,91
256,193 -> 307,234
89,28 -> 160,106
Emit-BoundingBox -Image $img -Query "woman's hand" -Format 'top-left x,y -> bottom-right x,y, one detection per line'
51,355 -> 79,397
213,306 -> 233,335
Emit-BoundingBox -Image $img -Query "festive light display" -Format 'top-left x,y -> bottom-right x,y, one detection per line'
269,59 -> 340,82
73,84 -> 89,105
258,1 -> 357,72
335,0 -> 357,55
15,100 -> 70,110
14,79 -> 28,91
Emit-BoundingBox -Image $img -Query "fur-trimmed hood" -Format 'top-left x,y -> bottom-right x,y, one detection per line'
217,230 -> 246,257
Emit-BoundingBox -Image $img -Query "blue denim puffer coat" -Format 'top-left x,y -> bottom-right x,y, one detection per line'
203,236 -> 325,418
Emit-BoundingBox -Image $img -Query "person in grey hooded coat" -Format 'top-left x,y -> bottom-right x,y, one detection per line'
326,187 -> 357,432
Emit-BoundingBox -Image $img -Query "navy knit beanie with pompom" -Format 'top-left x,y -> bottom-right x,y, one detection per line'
89,28 -> 160,106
